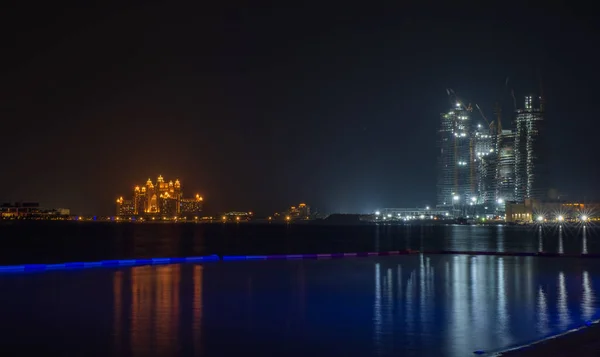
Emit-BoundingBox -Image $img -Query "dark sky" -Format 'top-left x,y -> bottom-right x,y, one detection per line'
2,3 -> 599,215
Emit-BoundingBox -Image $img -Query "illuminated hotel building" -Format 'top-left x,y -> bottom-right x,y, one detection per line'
116,175 -> 203,216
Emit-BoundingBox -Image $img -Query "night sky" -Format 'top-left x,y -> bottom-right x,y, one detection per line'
2,3 -> 599,215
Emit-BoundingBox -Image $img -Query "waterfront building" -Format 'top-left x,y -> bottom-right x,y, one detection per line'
505,199 -> 599,223
288,203 -> 310,219
0,202 -> 70,219
181,195 -> 204,217
514,95 -> 546,202
222,211 -> 252,222
115,197 -> 135,216
375,207 -> 450,220
116,175 -> 202,217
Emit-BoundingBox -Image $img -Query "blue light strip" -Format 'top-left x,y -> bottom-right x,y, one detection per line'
0,254 -> 220,274
1,250 -> 596,275
221,250 -> 416,261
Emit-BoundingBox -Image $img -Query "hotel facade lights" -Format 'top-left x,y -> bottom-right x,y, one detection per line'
116,175 -> 203,217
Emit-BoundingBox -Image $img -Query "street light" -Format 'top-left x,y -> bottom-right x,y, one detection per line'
471,197 -> 477,203
536,215 -> 544,222
453,195 -> 460,201
581,215 -> 588,222
557,215 -> 564,222
375,211 -> 380,216
497,198 -> 504,204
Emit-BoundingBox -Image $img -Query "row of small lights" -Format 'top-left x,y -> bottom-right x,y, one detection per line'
374,207 -> 451,220
536,215 -> 589,223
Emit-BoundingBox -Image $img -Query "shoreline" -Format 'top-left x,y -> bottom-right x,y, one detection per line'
494,321 -> 600,356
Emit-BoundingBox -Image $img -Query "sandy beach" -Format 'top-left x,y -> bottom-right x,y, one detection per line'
498,324 -> 600,356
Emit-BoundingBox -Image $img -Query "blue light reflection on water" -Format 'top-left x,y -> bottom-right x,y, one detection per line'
1,256 -> 600,357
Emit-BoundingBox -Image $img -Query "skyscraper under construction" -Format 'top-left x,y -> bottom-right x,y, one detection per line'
514,95 -> 546,201
495,129 -> 516,202
436,102 -> 475,208
437,92 -> 546,213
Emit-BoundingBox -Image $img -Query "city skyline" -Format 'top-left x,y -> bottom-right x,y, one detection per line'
2,4 -> 599,215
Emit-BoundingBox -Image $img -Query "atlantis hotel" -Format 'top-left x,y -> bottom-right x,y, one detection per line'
116,175 -> 203,217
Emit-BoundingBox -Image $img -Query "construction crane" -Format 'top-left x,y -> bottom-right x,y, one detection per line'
447,88 -> 493,133
475,104 -> 495,134
446,88 -> 473,112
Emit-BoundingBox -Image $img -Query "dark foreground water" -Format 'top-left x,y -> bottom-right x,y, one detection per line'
1,255 -> 599,357
0,221 -> 597,264
1,222 -> 599,356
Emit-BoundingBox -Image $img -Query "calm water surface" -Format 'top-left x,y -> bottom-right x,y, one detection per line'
0,222 -> 597,264
1,223 -> 599,356
1,255 -> 599,356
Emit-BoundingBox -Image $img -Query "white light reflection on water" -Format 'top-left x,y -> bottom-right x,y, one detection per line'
497,257 -> 511,346
385,268 -> 393,348
582,271 -> 595,320
405,270 -> 415,340
557,271 -> 571,330
525,257 -> 534,318
582,226 -> 588,254
367,254 -> 600,356
497,225 -> 505,252
538,226 -> 543,253
537,286 -> 549,335
392,268 -> 416,354
396,265 -> 402,299
449,255 -> 469,356
420,254 -> 426,336
373,263 -> 382,353
471,256 -> 489,348
558,226 -> 564,254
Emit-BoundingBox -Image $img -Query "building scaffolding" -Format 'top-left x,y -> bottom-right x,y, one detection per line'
514,95 -> 546,202
437,102 -> 474,208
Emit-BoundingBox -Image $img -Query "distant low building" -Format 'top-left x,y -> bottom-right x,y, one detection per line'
505,199 -> 598,223
286,203 -> 311,220
375,207 -> 450,220
0,202 -> 70,219
180,194 -> 204,217
222,211 -> 252,222
115,197 -> 135,216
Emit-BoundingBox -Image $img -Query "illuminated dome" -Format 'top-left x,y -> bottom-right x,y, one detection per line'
157,175 -> 164,182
